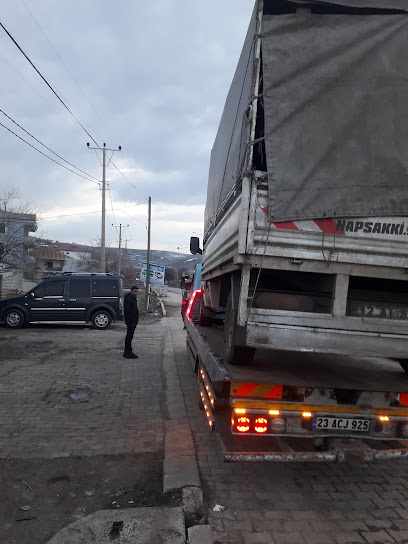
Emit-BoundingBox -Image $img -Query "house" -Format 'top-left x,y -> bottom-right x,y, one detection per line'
30,247 -> 66,277
0,210 -> 37,268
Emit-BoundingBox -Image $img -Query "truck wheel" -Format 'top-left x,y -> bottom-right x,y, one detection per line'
198,298 -> 214,327
4,308 -> 25,329
91,310 -> 112,330
224,293 -> 255,366
398,360 -> 408,373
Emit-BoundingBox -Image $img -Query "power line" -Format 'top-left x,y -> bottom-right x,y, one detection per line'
111,161 -> 148,202
0,18 -> 148,204
20,0 -> 106,124
0,108 -> 100,182
0,19 -> 99,146
0,120 -> 99,183
41,203 -> 142,220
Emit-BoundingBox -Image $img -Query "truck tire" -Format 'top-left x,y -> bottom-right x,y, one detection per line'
224,292 -> 255,366
4,308 -> 25,329
198,298 -> 214,327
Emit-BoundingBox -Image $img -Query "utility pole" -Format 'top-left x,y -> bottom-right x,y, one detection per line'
113,223 -> 128,276
145,196 -> 152,311
87,142 -> 121,273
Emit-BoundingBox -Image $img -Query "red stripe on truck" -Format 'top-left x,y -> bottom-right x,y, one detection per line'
313,218 -> 344,234
274,221 -> 299,231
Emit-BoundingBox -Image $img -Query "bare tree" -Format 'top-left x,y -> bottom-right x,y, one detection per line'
0,189 -> 38,268
79,237 -> 117,273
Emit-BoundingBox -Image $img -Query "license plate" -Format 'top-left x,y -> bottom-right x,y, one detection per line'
350,301 -> 408,320
312,417 -> 369,432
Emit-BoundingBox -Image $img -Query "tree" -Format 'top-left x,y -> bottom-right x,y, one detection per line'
78,237 -> 117,273
0,189 -> 38,269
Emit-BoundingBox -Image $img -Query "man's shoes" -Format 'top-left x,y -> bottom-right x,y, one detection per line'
123,351 -> 138,359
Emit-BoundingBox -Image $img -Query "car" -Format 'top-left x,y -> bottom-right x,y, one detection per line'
0,273 -> 124,330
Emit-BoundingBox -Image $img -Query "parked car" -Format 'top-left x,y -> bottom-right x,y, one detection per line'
0,273 -> 124,330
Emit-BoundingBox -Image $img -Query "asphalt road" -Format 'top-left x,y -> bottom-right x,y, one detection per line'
3,286 -> 408,544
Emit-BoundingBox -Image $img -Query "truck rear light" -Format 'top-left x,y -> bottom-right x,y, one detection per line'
302,412 -> 313,418
269,410 -> 280,416
379,416 -> 390,422
399,394 -> 408,406
186,289 -> 202,317
235,408 -> 247,414
254,417 -> 268,434
270,417 -> 286,433
236,416 -> 250,433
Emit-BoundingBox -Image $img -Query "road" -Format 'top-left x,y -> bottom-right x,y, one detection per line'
2,286 -> 408,544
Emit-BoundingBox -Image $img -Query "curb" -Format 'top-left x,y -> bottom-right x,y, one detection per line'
162,308 -> 213,544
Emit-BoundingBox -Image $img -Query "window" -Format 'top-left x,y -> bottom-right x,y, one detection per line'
92,279 -> 118,297
32,285 -> 45,298
69,278 -> 90,298
44,281 -> 65,297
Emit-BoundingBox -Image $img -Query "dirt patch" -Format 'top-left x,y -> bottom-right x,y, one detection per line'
1,453 -> 181,544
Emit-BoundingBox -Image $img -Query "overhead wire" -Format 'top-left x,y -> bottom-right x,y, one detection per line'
0,19 -> 99,146
20,0 -> 106,124
0,108 -> 100,182
0,120 -> 99,183
1,17 -> 148,205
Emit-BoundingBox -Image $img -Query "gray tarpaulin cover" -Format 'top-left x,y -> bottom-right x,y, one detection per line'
263,7 -> 408,221
205,1 -> 408,232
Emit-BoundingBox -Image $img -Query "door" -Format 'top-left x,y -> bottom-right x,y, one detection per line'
66,278 -> 91,320
27,280 -> 67,322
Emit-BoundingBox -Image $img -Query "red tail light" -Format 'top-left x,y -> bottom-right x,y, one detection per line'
254,417 -> 268,434
400,394 -> 408,406
236,416 -> 250,433
186,289 -> 202,317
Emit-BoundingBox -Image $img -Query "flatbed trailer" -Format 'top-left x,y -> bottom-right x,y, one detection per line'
185,314 -> 408,462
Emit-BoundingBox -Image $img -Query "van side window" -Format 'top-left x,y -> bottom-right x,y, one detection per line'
33,285 -> 45,298
69,278 -> 91,298
44,281 -> 65,297
93,279 -> 118,297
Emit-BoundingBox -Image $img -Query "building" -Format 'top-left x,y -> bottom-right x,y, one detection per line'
0,210 -> 37,269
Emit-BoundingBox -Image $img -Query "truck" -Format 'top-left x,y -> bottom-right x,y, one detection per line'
190,0 -> 408,371
185,0 -> 408,460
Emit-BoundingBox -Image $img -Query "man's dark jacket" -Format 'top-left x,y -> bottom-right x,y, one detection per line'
124,292 -> 139,325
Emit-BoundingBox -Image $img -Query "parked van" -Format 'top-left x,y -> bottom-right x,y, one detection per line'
0,273 -> 124,330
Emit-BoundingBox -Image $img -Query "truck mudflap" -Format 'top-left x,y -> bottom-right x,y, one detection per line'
220,437 -> 408,463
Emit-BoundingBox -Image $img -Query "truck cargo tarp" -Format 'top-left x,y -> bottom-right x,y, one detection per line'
204,5 -> 257,234
262,10 -> 408,221
294,1 -> 408,9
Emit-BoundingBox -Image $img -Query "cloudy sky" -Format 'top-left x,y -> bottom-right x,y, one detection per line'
0,0 -> 254,251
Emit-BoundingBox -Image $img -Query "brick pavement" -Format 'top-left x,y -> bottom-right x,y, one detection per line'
166,312 -> 408,544
0,320 -> 166,459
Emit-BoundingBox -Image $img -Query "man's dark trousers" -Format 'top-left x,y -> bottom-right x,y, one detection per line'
125,323 -> 137,353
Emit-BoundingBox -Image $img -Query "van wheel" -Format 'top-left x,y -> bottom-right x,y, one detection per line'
91,310 -> 112,330
4,309 -> 25,329
224,293 -> 255,366
397,359 -> 408,373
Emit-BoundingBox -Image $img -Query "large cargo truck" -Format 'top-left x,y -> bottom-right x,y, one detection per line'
184,303 -> 408,461
191,0 -> 408,368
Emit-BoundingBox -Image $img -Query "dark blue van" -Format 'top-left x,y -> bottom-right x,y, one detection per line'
0,273 -> 124,329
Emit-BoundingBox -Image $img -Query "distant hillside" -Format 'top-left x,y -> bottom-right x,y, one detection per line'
34,238 -> 201,273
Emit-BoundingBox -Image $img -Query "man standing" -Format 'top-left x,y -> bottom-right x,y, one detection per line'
123,286 -> 139,359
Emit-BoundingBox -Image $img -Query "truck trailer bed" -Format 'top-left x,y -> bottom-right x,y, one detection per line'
194,322 -> 408,393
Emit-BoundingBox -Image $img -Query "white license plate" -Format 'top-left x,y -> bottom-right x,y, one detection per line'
313,417 -> 369,432
350,302 -> 408,320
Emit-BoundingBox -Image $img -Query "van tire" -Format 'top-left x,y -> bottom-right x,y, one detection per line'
224,292 -> 255,366
91,310 -> 112,330
4,308 -> 25,329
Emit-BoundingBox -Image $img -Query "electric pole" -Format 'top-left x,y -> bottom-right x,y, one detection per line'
145,196 -> 152,311
113,223 -> 129,276
87,142 -> 121,273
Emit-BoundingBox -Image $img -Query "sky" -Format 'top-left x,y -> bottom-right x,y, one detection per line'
0,0 -> 255,252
